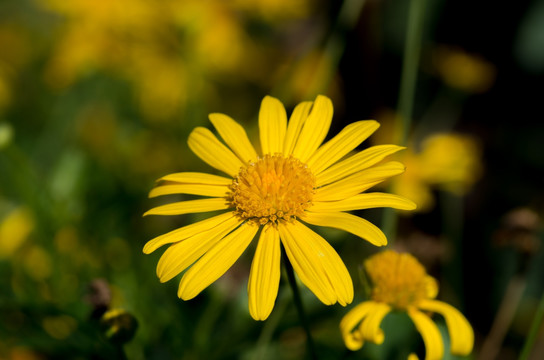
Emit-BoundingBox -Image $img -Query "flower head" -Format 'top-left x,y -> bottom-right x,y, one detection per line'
393,133 -> 482,212
144,95 -> 416,320
340,250 -> 474,360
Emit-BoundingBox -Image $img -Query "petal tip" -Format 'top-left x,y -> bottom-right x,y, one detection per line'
142,244 -> 153,254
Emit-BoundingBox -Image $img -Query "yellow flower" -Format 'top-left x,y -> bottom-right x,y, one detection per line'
393,133 -> 483,212
144,95 -> 416,320
417,133 -> 483,194
0,207 -> 34,258
433,45 -> 496,93
340,250 -> 474,360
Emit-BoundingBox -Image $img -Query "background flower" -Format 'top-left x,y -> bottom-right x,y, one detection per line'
340,250 -> 474,360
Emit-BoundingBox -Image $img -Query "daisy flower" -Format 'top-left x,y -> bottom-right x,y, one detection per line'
340,250 -> 474,360
144,95 -> 416,320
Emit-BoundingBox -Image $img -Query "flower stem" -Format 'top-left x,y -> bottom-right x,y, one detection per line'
479,276 -> 526,360
282,248 -> 319,360
519,291 -> 544,360
381,0 -> 427,243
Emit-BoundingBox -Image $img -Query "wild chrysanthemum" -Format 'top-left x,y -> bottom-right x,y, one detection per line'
393,133 -> 482,212
144,95 -> 416,320
340,250 -> 474,360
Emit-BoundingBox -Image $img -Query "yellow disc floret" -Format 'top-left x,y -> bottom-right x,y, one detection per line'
229,154 -> 316,225
364,250 -> 438,309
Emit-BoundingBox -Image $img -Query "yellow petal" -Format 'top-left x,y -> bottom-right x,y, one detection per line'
360,302 -> 391,344
278,221 -> 353,306
149,184 -> 228,198
144,198 -> 229,216
307,120 -> 380,175
291,95 -> 333,162
310,193 -> 417,212
302,211 -> 387,246
156,216 -> 242,282
158,172 -> 232,185
317,145 -> 405,187
143,212 -> 234,254
424,276 -> 439,299
209,113 -> 258,163
259,96 -> 287,155
314,161 -> 406,201
339,301 -> 381,351
418,299 -> 474,356
408,308 -> 445,360
283,101 -> 312,155
188,127 -> 243,177
248,226 -> 281,321
178,223 -> 259,300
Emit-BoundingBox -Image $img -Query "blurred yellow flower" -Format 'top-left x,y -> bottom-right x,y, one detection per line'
0,207 -> 34,258
39,0 -> 294,121
23,245 -> 53,281
144,95 -> 416,320
340,250 -> 474,360
433,46 -> 496,93
394,133 -> 483,211
417,133 -> 483,194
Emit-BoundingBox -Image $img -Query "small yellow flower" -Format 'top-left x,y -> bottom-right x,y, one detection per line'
433,45 -> 496,93
340,250 -> 474,360
0,207 -> 34,258
393,133 -> 483,212
144,95 -> 416,320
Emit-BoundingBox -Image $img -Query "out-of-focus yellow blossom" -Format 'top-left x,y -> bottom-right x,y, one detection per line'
0,207 -> 34,258
40,0 -> 189,121
340,250 -> 474,360
22,245 -> 53,280
392,149 -> 436,212
433,46 -> 496,93
371,110 -> 483,212
391,133 -> 482,212
40,0 -> 302,121
174,1 -> 252,74
54,226 -> 79,254
417,134 -> 483,194
129,52 -> 188,121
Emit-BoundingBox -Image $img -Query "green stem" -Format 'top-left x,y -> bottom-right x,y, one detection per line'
255,291 -> 289,360
397,0 -> 426,146
381,0 -> 426,242
519,291 -> 544,360
282,248 -> 318,360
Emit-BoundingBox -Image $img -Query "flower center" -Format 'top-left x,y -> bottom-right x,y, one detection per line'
365,250 -> 438,309
229,154 -> 316,225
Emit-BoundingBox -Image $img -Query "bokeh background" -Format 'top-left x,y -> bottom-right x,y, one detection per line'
1,0 -> 543,359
